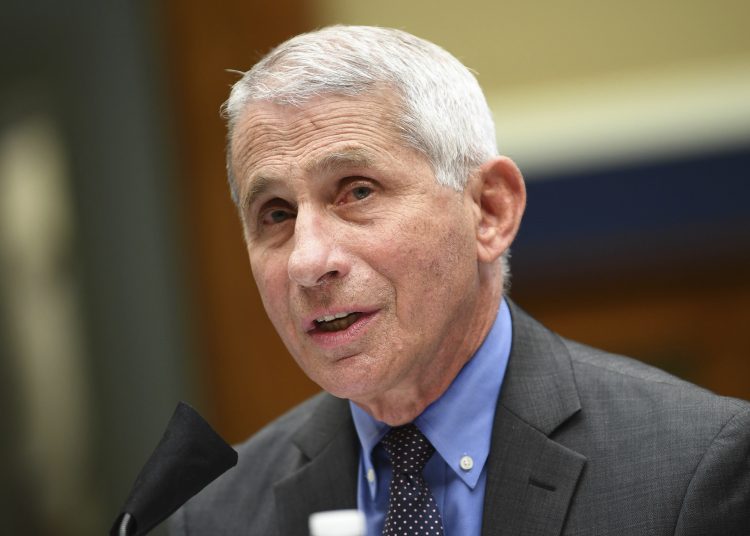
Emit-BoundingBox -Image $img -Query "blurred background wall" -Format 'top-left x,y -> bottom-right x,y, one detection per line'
0,1 -> 748,534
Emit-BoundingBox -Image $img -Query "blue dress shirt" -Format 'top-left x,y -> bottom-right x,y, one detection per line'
350,298 -> 512,536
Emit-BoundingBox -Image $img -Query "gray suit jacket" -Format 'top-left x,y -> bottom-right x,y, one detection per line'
170,303 -> 750,535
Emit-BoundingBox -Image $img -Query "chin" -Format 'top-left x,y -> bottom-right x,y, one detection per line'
318,377 -> 376,401
316,366 -> 386,403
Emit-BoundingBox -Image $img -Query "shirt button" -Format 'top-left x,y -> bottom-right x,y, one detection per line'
366,468 -> 375,483
459,455 -> 474,471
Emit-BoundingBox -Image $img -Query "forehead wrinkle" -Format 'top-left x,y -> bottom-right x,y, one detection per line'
303,146 -> 377,176
233,100 -> 399,211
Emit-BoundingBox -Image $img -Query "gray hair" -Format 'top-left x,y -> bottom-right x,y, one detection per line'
223,25 -> 511,286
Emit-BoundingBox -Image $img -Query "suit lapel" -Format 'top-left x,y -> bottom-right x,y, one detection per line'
482,302 -> 587,536
274,395 -> 359,535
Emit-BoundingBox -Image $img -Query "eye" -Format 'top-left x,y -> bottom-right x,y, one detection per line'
265,209 -> 293,224
258,200 -> 296,226
337,182 -> 375,205
351,186 -> 372,200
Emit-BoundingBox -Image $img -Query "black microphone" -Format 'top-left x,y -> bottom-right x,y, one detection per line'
110,401 -> 238,536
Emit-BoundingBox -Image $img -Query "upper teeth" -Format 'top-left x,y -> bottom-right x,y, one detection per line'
316,312 -> 352,323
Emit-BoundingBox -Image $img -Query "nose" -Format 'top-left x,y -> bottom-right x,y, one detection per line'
287,209 -> 349,287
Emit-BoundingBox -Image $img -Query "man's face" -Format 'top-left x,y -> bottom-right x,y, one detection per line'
231,94 -> 489,409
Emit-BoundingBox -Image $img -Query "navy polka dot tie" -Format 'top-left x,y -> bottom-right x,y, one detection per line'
381,424 -> 445,536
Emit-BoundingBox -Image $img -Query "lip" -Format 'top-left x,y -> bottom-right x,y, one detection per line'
303,307 -> 378,332
305,310 -> 378,349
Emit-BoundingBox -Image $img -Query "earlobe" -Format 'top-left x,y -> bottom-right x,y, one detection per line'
475,156 -> 526,263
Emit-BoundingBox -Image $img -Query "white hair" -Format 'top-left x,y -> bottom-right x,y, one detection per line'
223,25 -> 511,286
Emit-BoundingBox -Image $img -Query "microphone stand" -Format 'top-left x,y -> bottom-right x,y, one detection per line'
117,513 -> 134,536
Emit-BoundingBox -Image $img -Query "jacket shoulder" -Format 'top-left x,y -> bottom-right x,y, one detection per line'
563,337 -> 749,416
557,337 -> 750,533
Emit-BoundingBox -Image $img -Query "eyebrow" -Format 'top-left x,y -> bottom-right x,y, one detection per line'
240,174 -> 278,212
240,147 -> 378,210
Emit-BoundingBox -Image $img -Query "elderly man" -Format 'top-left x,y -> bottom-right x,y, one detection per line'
171,26 -> 750,535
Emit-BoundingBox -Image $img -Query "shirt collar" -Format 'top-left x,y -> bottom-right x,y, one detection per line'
350,298 -> 512,494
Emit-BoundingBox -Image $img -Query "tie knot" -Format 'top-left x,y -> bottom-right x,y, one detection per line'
381,424 -> 435,474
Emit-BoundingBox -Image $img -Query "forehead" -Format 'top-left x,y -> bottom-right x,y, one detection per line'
229,93 -> 408,183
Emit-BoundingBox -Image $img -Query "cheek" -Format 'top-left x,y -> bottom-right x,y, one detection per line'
385,214 -> 477,309
398,214 -> 473,275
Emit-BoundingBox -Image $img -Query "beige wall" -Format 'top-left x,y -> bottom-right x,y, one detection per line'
317,0 -> 750,87
315,1 -> 750,174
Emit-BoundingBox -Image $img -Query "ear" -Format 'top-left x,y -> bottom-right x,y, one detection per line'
471,156 -> 526,263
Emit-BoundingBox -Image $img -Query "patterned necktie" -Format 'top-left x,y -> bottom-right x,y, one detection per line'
381,424 -> 445,536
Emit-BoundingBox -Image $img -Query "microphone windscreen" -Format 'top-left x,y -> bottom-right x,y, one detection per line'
110,401 -> 238,535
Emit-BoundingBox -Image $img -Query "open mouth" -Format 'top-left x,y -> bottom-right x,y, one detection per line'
313,312 -> 363,332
